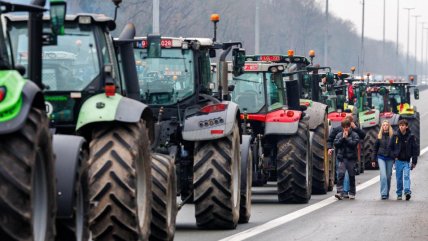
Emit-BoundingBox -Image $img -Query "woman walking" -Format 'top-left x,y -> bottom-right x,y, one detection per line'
373,120 -> 394,200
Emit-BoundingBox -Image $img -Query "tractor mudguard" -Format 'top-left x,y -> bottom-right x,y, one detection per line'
0,73 -> 44,134
359,109 -> 380,128
53,134 -> 86,218
264,109 -> 302,135
305,101 -> 328,131
182,101 -> 239,141
76,93 -> 152,131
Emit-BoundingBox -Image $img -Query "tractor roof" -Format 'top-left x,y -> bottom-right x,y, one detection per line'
5,13 -> 116,30
132,36 -> 213,48
224,61 -> 287,72
245,54 -> 310,66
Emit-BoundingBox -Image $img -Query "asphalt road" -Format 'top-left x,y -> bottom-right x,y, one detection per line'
174,89 -> 428,241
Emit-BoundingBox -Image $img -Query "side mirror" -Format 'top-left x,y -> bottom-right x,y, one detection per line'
232,48 -> 245,76
50,0 -> 67,36
209,48 -> 216,58
147,34 -> 161,58
326,72 -> 334,85
414,88 -> 419,100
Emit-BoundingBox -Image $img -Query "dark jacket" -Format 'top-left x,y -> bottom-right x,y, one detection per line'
373,132 -> 393,160
389,129 -> 419,164
334,129 -> 360,162
328,124 -> 365,149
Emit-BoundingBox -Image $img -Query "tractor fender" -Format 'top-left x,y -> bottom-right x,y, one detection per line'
53,134 -> 86,218
240,134 -> 252,192
359,109 -> 380,128
306,102 -> 328,130
380,113 -> 400,126
182,101 -> 239,141
264,109 -> 302,136
76,93 -> 153,132
0,77 -> 44,134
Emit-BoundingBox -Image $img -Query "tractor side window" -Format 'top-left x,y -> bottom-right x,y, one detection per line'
200,50 -> 211,93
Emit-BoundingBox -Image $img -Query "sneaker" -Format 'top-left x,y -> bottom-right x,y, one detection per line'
381,195 -> 388,200
335,193 -> 343,200
349,194 -> 355,200
343,193 -> 349,198
397,195 -> 402,200
405,193 -> 411,201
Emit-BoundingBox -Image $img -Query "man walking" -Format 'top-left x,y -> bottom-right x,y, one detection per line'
334,119 -> 360,200
390,119 -> 419,201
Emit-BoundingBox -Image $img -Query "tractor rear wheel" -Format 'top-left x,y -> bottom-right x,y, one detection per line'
88,121 -> 152,241
239,135 -> 252,224
149,153 -> 177,241
363,126 -> 379,170
277,121 -> 312,203
193,123 -> 241,229
0,108 -> 56,241
311,114 -> 329,194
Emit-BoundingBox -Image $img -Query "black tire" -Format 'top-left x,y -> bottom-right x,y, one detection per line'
193,123 -> 241,229
0,108 -> 56,241
55,148 -> 89,241
363,126 -> 379,170
327,150 -> 335,192
407,112 -> 420,155
311,114 -> 329,194
277,121 -> 312,204
239,135 -> 252,224
88,121 -> 152,241
149,153 -> 177,241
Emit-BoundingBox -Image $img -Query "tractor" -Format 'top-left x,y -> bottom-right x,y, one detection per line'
245,51 -> 332,194
225,61 -> 313,203
6,1 -> 161,240
0,1 -> 66,240
128,14 -> 252,230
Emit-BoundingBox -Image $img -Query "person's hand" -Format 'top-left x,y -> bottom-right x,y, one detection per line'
350,122 -> 357,129
371,161 -> 376,168
328,149 -> 334,156
343,131 -> 348,138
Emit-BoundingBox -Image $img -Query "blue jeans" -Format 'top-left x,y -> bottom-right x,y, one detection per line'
336,158 -> 350,192
395,160 -> 411,196
377,157 -> 393,197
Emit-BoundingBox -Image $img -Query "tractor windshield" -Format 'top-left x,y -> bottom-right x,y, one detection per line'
8,21 -> 101,91
370,92 -> 385,111
231,72 -> 284,113
134,48 -> 194,105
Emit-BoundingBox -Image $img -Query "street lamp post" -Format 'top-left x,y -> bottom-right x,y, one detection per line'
420,23 -> 426,78
360,0 -> 365,75
413,15 -> 421,75
153,0 -> 159,34
324,0 -> 329,66
404,7 -> 415,76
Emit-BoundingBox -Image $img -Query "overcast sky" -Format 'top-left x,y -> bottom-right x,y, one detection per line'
316,0 -> 428,60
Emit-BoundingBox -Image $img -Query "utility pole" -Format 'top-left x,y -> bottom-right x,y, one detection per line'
324,0 -> 329,66
255,0 -> 260,54
360,0 -> 365,75
396,0 -> 400,77
383,0 -> 386,55
413,15 -> 420,75
153,0 -> 159,34
404,7 -> 415,77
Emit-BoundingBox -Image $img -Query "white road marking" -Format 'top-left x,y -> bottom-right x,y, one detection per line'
220,146 -> 428,241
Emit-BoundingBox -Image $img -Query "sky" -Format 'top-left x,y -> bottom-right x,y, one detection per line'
315,0 -> 428,61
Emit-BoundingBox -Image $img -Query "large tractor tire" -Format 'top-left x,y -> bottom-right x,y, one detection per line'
363,125 -> 379,170
56,148 -> 90,241
311,114 -> 329,194
277,121 -> 312,204
239,135 -> 253,224
407,112 -> 420,154
0,108 -> 56,241
149,153 -> 177,241
193,122 -> 241,229
88,121 -> 152,241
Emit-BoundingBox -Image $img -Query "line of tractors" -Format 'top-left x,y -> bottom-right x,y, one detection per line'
0,1 -> 421,241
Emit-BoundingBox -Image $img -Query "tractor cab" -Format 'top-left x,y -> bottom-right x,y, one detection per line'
7,14 -> 123,133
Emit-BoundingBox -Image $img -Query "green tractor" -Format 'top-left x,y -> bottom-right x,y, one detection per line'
127,15 -> 252,231
245,52 -> 332,194
0,1 -> 66,240
6,1 -> 160,240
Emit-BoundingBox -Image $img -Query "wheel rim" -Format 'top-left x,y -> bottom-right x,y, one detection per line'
137,151 -> 148,231
232,128 -> 240,208
76,181 -> 84,241
33,150 -> 48,241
